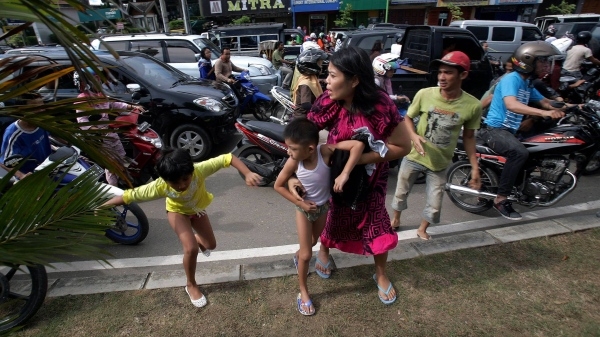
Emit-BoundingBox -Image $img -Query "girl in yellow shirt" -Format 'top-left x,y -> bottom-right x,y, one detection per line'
104,148 -> 261,308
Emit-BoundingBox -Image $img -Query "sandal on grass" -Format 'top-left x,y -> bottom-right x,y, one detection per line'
185,286 -> 207,308
296,293 -> 315,316
372,274 -> 396,305
315,256 -> 331,279
293,255 -> 309,276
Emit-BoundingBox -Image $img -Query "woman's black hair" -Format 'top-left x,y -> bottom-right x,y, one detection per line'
200,47 -> 211,60
329,45 -> 383,116
155,148 -> 194,182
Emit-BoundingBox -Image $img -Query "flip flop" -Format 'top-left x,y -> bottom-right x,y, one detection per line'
185,286 -> 207,308
293,255 -> 309,276
296,293 -> 315,316
372,274 -> 397,305
315,256 -> 331,279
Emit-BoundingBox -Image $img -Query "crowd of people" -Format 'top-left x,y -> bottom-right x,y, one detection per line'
2,26 -> 598,316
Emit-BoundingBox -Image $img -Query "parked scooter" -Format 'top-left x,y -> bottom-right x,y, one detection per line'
109,109 -> 162,187
0,146 -> 149,333
233,118 -> 288,186
269,86 -> 294,125
445,103 -> 600,214
230,71 -> 272,121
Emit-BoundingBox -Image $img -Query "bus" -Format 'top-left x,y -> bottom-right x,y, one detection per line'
534,14 -> 600,32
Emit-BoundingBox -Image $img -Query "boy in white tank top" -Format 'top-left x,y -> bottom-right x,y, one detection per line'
274,118 -> 364,316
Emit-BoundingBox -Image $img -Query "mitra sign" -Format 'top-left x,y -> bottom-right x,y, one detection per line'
205,0 -> 289,15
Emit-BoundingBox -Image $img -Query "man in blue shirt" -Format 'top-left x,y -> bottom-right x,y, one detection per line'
0,94 -> 51,180
479,42 -> 564,220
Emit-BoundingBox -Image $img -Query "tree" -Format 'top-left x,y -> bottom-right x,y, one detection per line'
548,0 -> 576,14
447,3 -> 464,22
334,3 -> 353,28
0,3 -> 126,272
232,15 -> 251,25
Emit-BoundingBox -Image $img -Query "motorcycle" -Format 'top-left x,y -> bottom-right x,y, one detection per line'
269,86 -> 294,125
445,103 -> 600,214
233,117 -> 288,186
0,146 -> 149,333
109,109 -> 162,187
558,63 -> 600,104
229,71 -> 272,121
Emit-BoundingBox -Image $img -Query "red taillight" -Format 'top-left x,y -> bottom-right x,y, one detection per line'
596,89 -> 600,97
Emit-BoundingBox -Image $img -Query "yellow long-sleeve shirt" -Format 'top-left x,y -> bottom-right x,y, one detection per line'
123,154 -> 232,215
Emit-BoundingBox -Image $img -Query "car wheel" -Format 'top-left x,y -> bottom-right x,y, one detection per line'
170,124 -> 212,161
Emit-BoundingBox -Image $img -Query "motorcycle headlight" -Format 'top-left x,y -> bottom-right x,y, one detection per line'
136,134 -> 163,149
249,64 -> 271,76
194,97 -> 224,113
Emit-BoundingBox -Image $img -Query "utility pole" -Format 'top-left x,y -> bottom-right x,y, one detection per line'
180,0 -> 191,34
158,0 -> 169,32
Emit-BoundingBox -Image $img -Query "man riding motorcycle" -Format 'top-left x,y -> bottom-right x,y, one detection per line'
478,41 -> 565,220
562,31 -> 600,80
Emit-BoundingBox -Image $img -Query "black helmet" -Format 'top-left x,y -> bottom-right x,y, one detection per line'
576,31 -> 592,44
296,48 -> 328,75
511,41 -> 560,74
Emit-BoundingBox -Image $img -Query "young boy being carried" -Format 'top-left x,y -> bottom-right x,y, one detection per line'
104,148 -> 262,308
274,118 -> 364,316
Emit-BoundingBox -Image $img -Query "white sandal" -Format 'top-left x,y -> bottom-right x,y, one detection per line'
185,286 -> 207,308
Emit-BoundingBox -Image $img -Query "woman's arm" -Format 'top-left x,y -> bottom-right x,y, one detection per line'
357,121 -> 412,165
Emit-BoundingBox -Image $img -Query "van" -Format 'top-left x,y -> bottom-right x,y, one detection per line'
91,33 -> 281,95
450,20 -> 543,62
534,14 -> 600,33
210,23 -> 305,58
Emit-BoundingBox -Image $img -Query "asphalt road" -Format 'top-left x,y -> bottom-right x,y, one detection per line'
96,131 -> 600,261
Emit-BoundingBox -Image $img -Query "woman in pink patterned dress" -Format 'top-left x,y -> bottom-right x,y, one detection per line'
291,46 -> 411,305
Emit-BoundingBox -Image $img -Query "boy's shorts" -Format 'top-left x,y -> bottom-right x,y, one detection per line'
296,202 -> 330,222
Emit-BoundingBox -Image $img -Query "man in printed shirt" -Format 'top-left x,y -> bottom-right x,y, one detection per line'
391,51 -> 481,239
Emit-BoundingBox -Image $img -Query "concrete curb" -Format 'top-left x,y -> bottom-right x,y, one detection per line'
46,214 -> 600,298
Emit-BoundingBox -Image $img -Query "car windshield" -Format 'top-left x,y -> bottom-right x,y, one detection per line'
119,54 -> 190,88
193,38 -> 221,60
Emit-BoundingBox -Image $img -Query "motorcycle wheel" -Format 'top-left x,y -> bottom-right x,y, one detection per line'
237,147 -> 274,187
252,101 -> 272,121
583,151 -> 600,175
170,124 -> 212,161
446,160 -> 498,213
105,203 -> 149,245
0,264 -> 47,333
271,103 -> 292,124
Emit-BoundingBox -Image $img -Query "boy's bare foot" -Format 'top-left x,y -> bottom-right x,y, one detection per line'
390,217 -> 401,231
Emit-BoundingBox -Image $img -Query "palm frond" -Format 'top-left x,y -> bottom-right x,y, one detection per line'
0,162 -> 115,266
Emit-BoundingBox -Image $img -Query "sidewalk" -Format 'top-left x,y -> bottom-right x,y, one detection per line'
23,202 -> 600,298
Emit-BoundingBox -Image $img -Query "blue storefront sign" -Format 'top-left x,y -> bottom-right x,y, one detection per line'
489,0 -> 542,4
77,8 -> 122,23
293,0 -> 339,13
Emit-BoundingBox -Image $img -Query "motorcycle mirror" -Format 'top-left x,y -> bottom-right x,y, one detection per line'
3,154 -> 24,168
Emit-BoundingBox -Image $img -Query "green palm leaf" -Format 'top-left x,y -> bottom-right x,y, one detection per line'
0,0 -> 135,267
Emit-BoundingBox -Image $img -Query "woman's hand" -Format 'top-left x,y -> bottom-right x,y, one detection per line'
333,173 -> 349,193
287,177 -> 305,201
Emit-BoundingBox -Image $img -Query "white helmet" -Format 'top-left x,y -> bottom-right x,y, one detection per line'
372,53 -> 399,76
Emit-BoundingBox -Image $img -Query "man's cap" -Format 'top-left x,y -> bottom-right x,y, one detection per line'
431,51 -> 470,72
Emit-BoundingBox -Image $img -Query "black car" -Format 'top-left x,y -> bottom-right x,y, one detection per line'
342,29 -> 404,55
0,50 -> 238,161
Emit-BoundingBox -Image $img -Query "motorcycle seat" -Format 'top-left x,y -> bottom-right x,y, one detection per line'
475,144 -> 498,155
245,120 -> 286,142
274,86 -> 291,98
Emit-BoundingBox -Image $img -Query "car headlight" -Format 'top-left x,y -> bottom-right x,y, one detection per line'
194,97 -> 224,112
136,134 -> 163,149
249,64 -> 271,76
